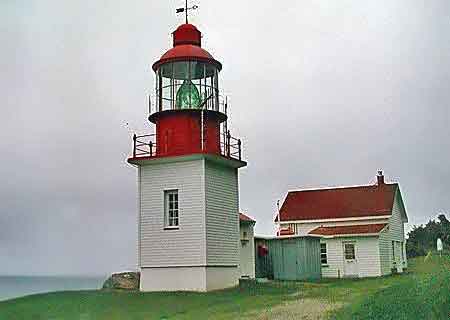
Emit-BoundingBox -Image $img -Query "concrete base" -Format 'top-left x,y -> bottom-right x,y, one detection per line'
140,266 -> 239,292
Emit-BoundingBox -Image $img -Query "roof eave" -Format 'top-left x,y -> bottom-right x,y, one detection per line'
311,232 -> 382,238
277,214 -> 392,224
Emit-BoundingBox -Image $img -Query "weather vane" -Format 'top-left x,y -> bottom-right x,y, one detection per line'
176,0 -> 198,24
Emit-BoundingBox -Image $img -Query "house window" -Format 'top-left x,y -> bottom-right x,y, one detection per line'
344,243 -> 356,260
289,224 -> 297,234
320,243 -> 327,265
164,190 -> 179,228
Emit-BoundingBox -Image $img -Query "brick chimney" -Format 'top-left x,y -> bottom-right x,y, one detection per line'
377,170 -> 385,185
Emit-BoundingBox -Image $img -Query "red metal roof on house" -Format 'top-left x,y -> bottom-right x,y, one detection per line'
240,213 -> 256,223
277,183 -> 398,222
308,223 -> 388,236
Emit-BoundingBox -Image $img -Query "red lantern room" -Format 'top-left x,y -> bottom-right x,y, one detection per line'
128,23 -> 244,164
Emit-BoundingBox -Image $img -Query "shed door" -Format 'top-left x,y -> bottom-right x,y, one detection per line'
282,240 -> 298,280
343,242 -> 358,277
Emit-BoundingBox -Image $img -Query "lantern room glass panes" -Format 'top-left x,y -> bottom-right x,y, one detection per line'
156,61 -> 220,112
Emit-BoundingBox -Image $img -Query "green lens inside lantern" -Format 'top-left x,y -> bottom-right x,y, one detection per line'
176,80 -> 201,109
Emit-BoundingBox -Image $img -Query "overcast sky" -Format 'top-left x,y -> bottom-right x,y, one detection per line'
1,0 -> 449,275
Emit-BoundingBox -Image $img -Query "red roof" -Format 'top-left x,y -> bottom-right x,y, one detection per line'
308,223 -> 387,237
152,24 -> 222,71
172,24 -> 201,46
277,227 -> 295,236
277,183 -> 398,222
240,213 -> 256,223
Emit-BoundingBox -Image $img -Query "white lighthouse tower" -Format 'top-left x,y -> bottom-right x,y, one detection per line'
128,19 -> 246,291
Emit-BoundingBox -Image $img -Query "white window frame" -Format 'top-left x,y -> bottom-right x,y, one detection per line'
164,189 -> 179,229
320,242 -> 328,265
344,242 -> 356,260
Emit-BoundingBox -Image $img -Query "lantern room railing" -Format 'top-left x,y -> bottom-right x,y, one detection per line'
221,134 -> 242,160
131,130 -> 242,161
133,134 -> 157,157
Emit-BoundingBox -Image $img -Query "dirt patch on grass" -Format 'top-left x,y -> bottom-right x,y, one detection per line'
243,298 -> 343,320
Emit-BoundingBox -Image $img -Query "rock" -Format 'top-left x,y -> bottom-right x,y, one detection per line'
102,271 -> 140,290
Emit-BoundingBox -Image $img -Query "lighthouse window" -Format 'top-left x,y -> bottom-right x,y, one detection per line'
164,190 -> 179,228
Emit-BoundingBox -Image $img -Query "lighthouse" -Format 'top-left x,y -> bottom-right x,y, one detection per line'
128,20 -> 246,291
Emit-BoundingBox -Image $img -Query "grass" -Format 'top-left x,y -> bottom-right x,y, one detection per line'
0,282 -> 306,320
1,255 -> 449,320
330,254 -> 450,320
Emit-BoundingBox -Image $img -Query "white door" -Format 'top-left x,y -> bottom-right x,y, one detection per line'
343,242 -> 358,277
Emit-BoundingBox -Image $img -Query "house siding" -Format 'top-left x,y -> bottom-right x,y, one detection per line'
390,190 -> 407,271
139,159 -> 206,267
321,237 -> 381,278
321,238 -> 344,278
379,189 -> 407,274
355,237 -> 382,277
205,160 -> 240,266
378,227 -> 391,275
239,223 -> 255,278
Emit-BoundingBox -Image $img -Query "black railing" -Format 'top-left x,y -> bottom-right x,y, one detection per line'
131,130 -> 242,161
133,134 -> 156,158
221,132 -> 242,160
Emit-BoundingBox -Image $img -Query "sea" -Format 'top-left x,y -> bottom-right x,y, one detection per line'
0,275 -> 107,301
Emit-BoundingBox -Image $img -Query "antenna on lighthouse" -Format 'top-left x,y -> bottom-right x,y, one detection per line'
176,0 -> 198,24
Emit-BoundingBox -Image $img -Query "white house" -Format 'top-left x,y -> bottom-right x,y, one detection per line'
276,172 -> 408,278
239,213 -> 256,279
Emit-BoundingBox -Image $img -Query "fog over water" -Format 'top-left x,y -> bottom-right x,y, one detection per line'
1,1 -> 449,275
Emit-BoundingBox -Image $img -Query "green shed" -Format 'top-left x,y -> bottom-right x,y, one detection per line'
255,236 -> 321,280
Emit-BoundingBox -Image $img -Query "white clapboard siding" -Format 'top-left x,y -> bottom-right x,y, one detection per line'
239,223 -> 255,278
321,237 -> 381,278
321,239 -> 344,278
390,190 -> 406,242
378,227 -> 392,275
378,189 -> 407,274
391,190 -> 407,271
139,159 -> 206,267
205,160 -> 239,266
353,237 -> 381,277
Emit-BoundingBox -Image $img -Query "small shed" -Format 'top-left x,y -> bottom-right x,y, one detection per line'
255,236 -> 321,281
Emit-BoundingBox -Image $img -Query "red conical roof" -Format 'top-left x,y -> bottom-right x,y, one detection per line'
152,24 -> 222,71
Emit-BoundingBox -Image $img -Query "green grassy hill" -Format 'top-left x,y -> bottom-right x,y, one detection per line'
1,255 -> 449,320
331,254 -> 450,319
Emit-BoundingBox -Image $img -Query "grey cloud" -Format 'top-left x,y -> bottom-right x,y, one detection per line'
1,0 -> 449,275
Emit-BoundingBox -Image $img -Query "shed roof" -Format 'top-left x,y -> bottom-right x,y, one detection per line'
308,223 -> 388,237
240,213 -> 256,223
277,183 -> 398,222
